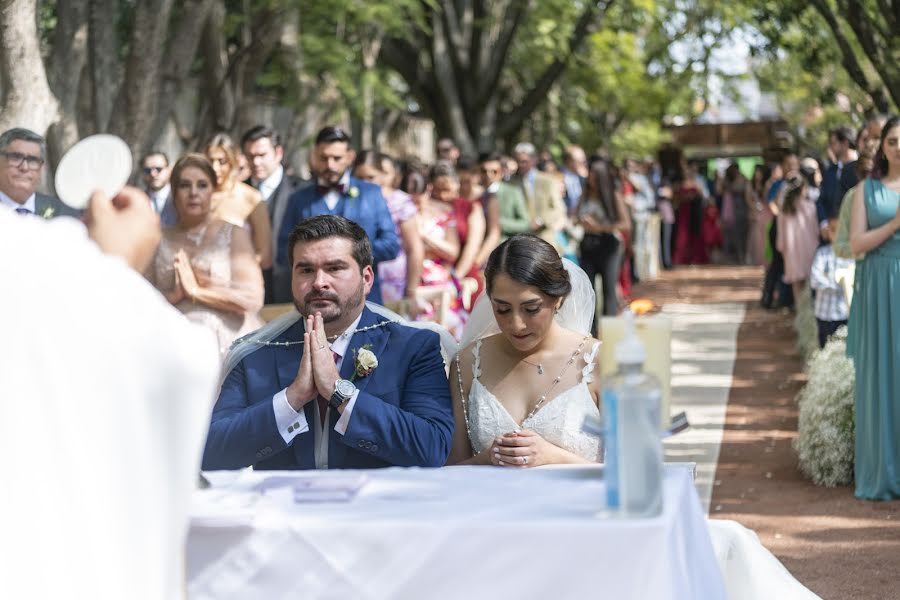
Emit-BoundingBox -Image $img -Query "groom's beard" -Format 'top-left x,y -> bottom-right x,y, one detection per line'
296,281 -> 365,324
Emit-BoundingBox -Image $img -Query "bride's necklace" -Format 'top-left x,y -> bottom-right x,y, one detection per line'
523,336 -> 587,422
521,356 -> 544,375
455,336 -> 588,445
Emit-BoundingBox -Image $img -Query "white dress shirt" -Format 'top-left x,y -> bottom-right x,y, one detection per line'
0,210 -> 220,600
147,184 -> 170,214
0,190 -> 36,213
271,311 -> 364,468
256,165 -> 284,203
321,171 -> 351,211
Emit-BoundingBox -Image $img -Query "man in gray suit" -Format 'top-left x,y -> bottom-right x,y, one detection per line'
241,124 -> 306,303
141,150 -> 176,226
0,128 -> 80,219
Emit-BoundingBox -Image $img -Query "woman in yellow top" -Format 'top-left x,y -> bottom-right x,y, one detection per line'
205,133 -> 273,272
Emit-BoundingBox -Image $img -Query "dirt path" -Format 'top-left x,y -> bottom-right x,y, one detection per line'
633,265 -> 900,600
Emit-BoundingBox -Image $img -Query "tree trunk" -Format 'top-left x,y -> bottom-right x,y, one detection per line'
382,0 -> 609,155
0,0 -> 59,135
107,0 -> 176,164
197,1 -> 235,142
87,0 -> 121,133
234,7 -> 287,135
837,0 -> 900,109
359,32 -> 384,150
45,0 -> 89,167
810,0 -> 894,113
148,0 -> 215,151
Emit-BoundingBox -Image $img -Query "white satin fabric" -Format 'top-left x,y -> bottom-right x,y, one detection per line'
0,211 -> 220,600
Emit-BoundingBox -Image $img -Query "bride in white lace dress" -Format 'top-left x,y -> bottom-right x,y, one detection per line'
447,234 -> 603,466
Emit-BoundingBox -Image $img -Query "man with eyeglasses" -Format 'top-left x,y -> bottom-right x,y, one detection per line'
140,151 -> 176,226
0,128 -> 78,219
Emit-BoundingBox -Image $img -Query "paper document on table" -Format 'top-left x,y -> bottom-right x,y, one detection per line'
254,473 -> 369,503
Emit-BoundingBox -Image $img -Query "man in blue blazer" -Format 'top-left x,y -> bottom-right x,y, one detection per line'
203,215 -> 453,470
277,126 -> 399,304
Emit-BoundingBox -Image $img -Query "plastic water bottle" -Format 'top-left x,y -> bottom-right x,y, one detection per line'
602,310 -> 663,517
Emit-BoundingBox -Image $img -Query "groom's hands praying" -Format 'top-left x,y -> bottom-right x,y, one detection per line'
285,313 -> 342,412
310,313 -> 341,402
285,315 -> 318,411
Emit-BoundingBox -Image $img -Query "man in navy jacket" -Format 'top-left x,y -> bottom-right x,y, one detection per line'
277,126 -> 398,303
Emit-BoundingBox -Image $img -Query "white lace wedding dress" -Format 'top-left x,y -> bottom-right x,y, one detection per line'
466,338 -> 603,462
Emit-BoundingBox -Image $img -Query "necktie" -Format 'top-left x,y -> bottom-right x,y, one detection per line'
317,351 -> 340,427
316,183 -> 346,196
15,207 -> 31,216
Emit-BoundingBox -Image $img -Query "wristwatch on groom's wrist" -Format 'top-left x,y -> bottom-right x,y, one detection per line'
329,379 -> 356,410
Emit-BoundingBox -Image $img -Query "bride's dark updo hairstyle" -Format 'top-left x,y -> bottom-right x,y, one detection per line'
484,234 -> 572,300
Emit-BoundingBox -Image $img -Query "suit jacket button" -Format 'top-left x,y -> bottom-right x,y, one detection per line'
357,440 -> 366,448
263,446 -> 272,455
365,441 -> 373,450
370,444 -> 379,453
255,452 -> 263,459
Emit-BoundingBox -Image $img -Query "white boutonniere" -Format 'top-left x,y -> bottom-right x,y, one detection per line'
351,344 -> 378,381
41,206 -> 55,219
348,186 -> 359,199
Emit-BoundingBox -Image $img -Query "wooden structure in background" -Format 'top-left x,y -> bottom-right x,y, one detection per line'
665,120 -> 791,161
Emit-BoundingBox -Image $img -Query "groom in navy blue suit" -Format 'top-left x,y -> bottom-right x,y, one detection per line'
276,126 -> 398,304
203,215 -> 453,470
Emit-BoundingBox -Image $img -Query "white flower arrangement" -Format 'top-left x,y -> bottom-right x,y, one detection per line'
793,284 -> 818,363
351,344 -> 377,381
793,326 -> 855,486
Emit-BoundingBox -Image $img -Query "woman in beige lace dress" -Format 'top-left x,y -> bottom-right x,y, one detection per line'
148,153 -> 264,357
205,133 -> 272,272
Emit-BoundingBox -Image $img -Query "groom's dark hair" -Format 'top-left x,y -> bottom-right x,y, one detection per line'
287,215 -> 373,271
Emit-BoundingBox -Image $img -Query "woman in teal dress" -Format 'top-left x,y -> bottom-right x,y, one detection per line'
848,116 -> 900,500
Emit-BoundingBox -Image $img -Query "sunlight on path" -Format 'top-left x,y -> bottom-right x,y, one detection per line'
663,302 -> 745,514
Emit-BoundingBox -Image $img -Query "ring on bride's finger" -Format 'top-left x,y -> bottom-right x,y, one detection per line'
318,344 -> 326,350
521,456 -> 527,465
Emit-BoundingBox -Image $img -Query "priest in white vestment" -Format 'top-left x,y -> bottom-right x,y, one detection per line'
0,192 -> 220,599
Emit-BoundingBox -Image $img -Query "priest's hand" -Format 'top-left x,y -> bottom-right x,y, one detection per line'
85,187 -> 160,272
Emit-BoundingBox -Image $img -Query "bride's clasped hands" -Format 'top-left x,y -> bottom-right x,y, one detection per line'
491,429 -> 563,467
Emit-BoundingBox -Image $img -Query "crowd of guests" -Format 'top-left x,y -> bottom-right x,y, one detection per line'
135,126 -> 673,345
3,110 -> 899,502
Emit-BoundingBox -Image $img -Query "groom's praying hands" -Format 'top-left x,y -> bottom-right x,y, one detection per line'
286,313 -> 343,412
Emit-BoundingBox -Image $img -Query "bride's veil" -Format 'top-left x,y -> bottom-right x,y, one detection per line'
456,258 -> 595,353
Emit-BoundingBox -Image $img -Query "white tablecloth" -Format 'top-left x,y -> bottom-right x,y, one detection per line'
188,465 -> 726,600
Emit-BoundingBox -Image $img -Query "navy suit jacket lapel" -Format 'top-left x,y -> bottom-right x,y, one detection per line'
339,307 -> 391,396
